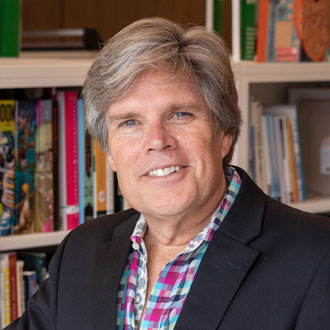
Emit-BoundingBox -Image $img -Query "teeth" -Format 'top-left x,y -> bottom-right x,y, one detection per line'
148,166 -> 182,177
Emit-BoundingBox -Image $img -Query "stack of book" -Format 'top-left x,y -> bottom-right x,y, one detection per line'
0,251 -> 47,327
0,88 -> 115,237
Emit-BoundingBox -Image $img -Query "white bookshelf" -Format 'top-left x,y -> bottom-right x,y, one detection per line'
0,53 -> 330,251
232,61 -> 330,215
0,231 -> 69,252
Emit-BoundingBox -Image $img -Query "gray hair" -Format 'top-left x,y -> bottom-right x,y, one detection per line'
82,17 -> 241,167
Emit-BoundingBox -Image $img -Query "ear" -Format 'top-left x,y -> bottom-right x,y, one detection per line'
107,154 -> 117,172
221,134 -> 232,160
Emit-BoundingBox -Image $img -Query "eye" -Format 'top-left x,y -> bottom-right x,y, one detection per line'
174,112 -> 192,119
121,119 -> 137,127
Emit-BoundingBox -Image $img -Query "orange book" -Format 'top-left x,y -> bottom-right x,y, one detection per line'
256,0 -> 270,62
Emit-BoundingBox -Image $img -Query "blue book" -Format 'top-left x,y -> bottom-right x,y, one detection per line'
77,98 -> 85,224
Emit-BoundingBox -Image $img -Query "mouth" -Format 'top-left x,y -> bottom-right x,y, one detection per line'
147,165 -> 184,177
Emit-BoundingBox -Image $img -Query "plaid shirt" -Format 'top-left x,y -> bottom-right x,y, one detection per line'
116,167 -> 241,329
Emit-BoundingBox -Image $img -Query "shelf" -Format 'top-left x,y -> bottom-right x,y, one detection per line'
288,195 -> 330,214
0,231 -> 69,252
233,61 -> 330,83
0,51 -> 97,89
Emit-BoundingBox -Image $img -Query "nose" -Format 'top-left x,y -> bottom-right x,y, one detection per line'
144,121 -> 177,152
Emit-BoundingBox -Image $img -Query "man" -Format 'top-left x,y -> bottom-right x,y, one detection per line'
6,18 -> 330,330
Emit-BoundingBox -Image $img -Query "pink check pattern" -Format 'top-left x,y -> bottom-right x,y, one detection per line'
116,167 -> 241,329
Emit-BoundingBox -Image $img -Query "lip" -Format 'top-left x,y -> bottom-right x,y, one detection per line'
143,164 -> 187,177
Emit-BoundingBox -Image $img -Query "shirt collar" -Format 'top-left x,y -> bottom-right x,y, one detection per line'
130,166 -> 241,252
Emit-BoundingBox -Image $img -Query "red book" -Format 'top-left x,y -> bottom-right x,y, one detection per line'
8,252 -> 18,321
256,0 -> 269,62
64,91 -> 80,230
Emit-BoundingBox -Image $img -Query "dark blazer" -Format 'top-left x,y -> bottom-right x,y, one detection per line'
6,167 -> 330,330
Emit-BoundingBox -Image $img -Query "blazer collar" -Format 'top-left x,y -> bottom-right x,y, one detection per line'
91,212 -> 139,330
175,167 -> 265,330
92,167 -> 266,330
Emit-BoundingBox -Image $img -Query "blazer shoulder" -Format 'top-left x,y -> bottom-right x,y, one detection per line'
264,196 -> 330,248
65,208 -> 139,247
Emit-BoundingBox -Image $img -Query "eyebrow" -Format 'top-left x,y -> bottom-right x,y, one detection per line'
107,102 -> 204,122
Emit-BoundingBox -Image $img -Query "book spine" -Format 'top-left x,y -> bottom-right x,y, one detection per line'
14,100 -> 36,234
240,0 -> 256,60
57,91 -> 67,230
1,256 -> 11,326
8,252 -> 18,321
77,98 -> 85,224
0,0 -> 21,57
52,92 -> 59,230
256,0 -> 269,62
65,91 -> 79,229
93,139 -> 107,217
0,100 -> 16,236
213,0 -> 223,35
34,99 -> 54,233
84,129 -> 94,221
16,260 -> 25,317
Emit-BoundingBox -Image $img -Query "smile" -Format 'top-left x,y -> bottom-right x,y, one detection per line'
148,166 -> 183,177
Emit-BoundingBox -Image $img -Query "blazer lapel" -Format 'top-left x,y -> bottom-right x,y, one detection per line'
91,214 -> 139,330
175,168 -> 266,330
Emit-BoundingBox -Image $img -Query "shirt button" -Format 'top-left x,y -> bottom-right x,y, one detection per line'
136,293 -> 142,304
132,242 -> 139,250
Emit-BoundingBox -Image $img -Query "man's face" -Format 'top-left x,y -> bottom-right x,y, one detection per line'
107,70 -> 232,222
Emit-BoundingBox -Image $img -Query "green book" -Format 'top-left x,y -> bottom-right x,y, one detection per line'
0,0 -> 21,57
213,0 -> 223,35
240,0 -> 256,60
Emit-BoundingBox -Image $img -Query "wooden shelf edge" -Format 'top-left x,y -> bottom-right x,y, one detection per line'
288,196 -> 330,214
0,231 -> 69,252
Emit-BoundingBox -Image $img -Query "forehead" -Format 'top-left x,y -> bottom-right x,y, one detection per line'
108,69 -> 206,114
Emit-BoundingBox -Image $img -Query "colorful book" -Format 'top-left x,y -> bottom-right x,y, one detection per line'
0,0 -> 21,57
33,100 -> 54,233
257,0 -> 300,62
57,90 -> 80,230
0,253 -> 11,327
0,100 -> 16,236
93,139 -> 107,217
263,104 -> 305,202
57,91 -> 67,230
17,251 -> 47,287
51,91 -> 59,230
23,271 -> 37,307
14,100 -> 36,234
240,0 -> 256,60
77,99 -> 94,223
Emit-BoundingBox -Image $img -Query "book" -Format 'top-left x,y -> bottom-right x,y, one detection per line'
57,91 -> 67,230
16,260 -> 25,317
7,252 -> 18,321
0,0 -> 21,57
17,251 -> 47,287
57,90 -> 80,230
0,100 -> 16,236
93,139 -> 107,217
65,91 -> 79,229
51,91 -> 59,230
77,98 -> 85,224
0,253 -> 11,327
14,100 -> 36,234
263,104 -> 305,202
33,99 -> 54,233
77,99 -> 94,223
23,271 -> 37,307
257,0 -> 300,62
240,0 -> 256,60
213,0 -> 223,35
